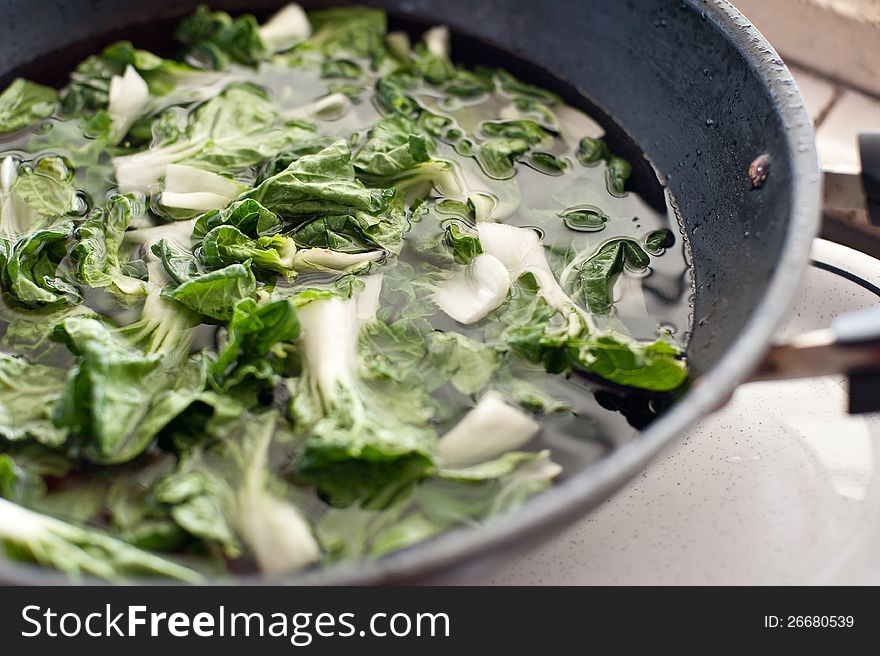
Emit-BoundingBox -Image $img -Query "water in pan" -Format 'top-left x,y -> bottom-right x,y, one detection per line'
0,5 -> 693,577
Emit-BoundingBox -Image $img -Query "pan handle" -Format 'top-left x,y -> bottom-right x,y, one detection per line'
751,305 -> 880,380
749,132 -> 880,413
750,305 -> 880,413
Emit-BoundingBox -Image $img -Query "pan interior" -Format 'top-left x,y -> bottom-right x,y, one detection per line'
0,1 -> 819,584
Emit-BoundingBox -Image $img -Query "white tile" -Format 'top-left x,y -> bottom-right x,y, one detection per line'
789,65 -> 837,124
735,0 -> 880,97
816,90 -> 880,173
814,0 -> 880,24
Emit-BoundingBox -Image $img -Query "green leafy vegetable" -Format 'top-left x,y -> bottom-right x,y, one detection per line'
444,223 -> 483,264
321,59 -> 362,80
304,6 -> 387,60
176,6 -> 266,67
293,210 -> 402,255
494,69 -> 560,104
578,239 -> 649,315
559,206 -> 608,232
478,223 -> 685,390
318,450 -> 559,559
192,198 -> 282,245
481,119 -> 552,144
103,457 -> 189,552
0,79 -> 58,135
242,139 -> 395,219
472,120 -> 554,180
476,139 -> 531,179
375,72 -> 421,118
114,85 -> 316,193
163,262 -> 256,321
53,317 -> 206,464
290,289 -> 436,508
152,238 -> 200,286
645,228 -> 675,254
159,412 -> 320,573
211,297 -> 300,395
73,194 -> 146,294
62,40 -> 218,138
499,279 -> 686,391
0,455 -> 17,498
426,332 -> 500,395
577,136 -> 611,164
153,453 -> 241,557
529,151 -> 567,174
0,354 -> 68,446
606,156 -> 632,195
576,137 -> 632,194
408,27 -> 493,97
2,221 -> 81,308
201,225 -> 298,278
11,156 -> 80,219
353,114 -> 434,178
256,138 -> 337,182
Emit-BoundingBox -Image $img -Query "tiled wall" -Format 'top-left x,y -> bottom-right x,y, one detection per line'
734,0 -> 880,173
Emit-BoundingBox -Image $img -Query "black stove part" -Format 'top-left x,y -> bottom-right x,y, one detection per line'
860,132 -> 880,227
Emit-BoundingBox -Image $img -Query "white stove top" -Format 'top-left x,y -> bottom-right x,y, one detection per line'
468,239 -> 880,585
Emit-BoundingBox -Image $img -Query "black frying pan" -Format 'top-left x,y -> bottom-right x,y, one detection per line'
0,0 -> 821,584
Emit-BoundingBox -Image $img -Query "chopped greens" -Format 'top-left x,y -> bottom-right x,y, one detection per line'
0,79 -> 58,135
0,3 -> 689,581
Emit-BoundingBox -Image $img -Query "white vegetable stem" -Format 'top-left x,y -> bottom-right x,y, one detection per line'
386,31 -> 412,60
433,253 -> 510,324
0,155 -> 58,239
126,260 -> 196,355
297,294 -> 359,413
125,217 -> 198,250
356,273 -> 385,325
160,163 -> 245,211
237,494 -> 319,574
160,191 -> 230,211
107,65 -> 150,144
0,156 -> 36,238
437,391 -> 541,467
114,141 -> 200,194
259,3 -> 312,52
469,193 -> 497,223
0,496 -> 50,542
284,93 -> 352,122
1,155 -> 17,192
477,222 -> 597,331
0,496 -> 202,583
291,248 -> 383,274
423,25 -> 450,59
234,417 -> 320,574
423,159 -> 503,222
